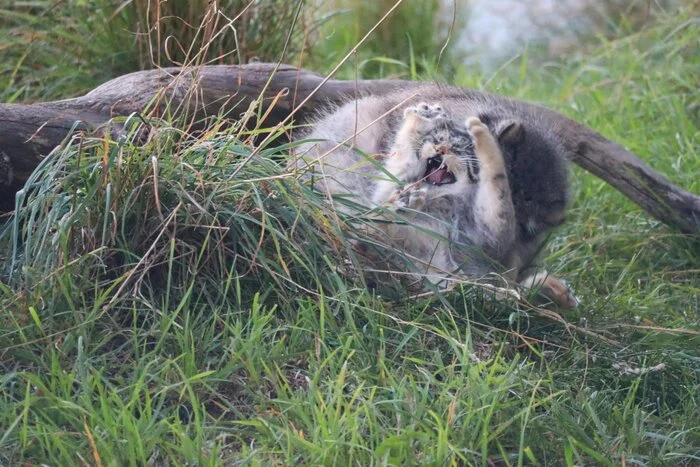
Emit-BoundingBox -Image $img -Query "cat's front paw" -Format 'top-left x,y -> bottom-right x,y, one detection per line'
405,186 -> 428,210
404,102 -> 447,121
391,186 -> 427,212
466,116 -> 488,137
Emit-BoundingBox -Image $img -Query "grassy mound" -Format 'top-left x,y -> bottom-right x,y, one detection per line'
1,2 -> 698,465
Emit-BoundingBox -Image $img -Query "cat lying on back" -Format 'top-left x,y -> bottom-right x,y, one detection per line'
294,91 -> 578,308
370,103 -> 515,283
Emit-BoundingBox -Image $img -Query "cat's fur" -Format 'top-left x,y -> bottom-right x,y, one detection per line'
294,88 -> 577,308
366,103 -> 514,283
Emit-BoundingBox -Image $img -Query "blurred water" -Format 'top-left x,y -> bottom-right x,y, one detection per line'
439,0 -> 657,70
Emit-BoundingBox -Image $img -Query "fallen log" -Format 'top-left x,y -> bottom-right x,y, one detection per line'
0,63 -> 698,233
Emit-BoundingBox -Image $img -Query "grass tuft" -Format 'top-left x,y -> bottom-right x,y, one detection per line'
0,0 -> 317,101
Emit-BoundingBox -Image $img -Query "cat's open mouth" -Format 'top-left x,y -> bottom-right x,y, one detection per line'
424,155 -> 456,185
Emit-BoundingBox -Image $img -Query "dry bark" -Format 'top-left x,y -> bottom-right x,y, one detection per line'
0,63 -> 698,233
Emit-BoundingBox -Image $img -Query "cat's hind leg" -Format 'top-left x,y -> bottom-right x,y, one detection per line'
519,270 -> 579,309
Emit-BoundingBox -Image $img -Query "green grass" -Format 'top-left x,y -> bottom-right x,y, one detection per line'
0,0 -> 313,102
1,2 -> 699,465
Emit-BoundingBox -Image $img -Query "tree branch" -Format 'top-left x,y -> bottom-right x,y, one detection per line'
1,63 -> 698,232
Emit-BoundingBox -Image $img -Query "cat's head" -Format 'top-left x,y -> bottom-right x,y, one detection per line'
416,118 -> 480,186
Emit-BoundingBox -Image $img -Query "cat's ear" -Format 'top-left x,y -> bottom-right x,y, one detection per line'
495,119 -> 525,145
